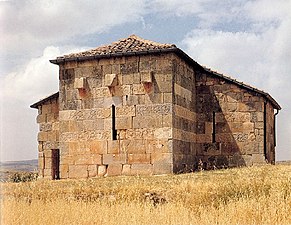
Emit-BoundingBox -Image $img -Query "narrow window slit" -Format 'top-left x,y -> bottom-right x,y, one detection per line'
212,111 -> 216,143
112,105 -> 117,140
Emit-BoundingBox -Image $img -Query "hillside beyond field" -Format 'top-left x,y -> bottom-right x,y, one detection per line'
1,165 -> 291,225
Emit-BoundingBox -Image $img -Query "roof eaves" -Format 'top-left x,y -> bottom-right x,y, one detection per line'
203,68 -> 281,110
30,92 -> 59,109
50,47 -> 179,65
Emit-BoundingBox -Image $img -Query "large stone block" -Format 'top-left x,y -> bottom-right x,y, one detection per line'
74,77 -> 86,89
151,153 -> 173,164
93,87 -> 112,98
47,130 -> 58,142
122,164 -> 131,175
107,140 -> 120,154
124,129 -> 155,140
174,83 -> 192,102
116,117 -> 132,129
104,118 -> 112,130
106,164 -> 122,176
40,123 -> 52,132
144,93 -> 163,104
37,114 -> 46,123
52,122 -> 59,130
38,143 -> 43,152
128,154 -> 151,164
229,122 -> 242,133
136,104 -> 172,116
38,132 -> 48,142
43,168 -> 52,177
60,155 -> 73,165
243,122 -> 255,132
147,139 -> 172,154
74,153 -> 102,165
116,105 -> 135,117
153,163 -> 173,175
163,93 -> 173,103
252,154 -> 266,164
98,165 -> 107,176
74,67 -> 94,78
88,165 -> 98,177
122,74 -> 134,84
120,140 -> 146,154
156,80 -> 172,93
104,74 -> 118,87
154,127 -> 172,139
69,165 -> 88,179
42,104 -> 52,114
132,84 -> 146,95
60,164 -> 69,179
133,115 -> 163,129
38,155 -> 44,170
103,154 -> 127,164
131,164 -> 153,175
162,114 -> 172,127
140,71 -> 152,83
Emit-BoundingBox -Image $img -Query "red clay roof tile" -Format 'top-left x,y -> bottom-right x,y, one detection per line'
57,35 -> 176,60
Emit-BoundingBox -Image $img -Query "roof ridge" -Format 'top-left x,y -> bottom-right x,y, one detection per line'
127,34 -> 175,47
56,35 -> 176,60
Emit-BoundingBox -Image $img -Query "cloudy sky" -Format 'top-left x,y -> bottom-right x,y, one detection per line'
1,0 -> 290,161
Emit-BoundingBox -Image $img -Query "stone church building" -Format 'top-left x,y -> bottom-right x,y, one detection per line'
31,35 -> 281,179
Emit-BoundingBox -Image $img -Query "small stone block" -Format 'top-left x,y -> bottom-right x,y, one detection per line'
88,165 -> 97,177
98,165 -> 107,176
122,164 -> 131,175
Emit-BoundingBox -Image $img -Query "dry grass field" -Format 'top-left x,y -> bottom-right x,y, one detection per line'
1,165 -> 291,225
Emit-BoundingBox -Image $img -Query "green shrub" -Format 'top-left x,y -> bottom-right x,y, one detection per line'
9,172 -> 38,183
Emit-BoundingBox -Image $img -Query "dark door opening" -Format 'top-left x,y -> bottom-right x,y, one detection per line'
52,149 -> 60,180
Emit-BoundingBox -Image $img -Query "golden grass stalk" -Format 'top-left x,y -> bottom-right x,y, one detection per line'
1,165 -> 291,225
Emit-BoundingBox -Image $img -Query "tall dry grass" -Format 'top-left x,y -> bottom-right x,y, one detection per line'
1,165 -> 291,225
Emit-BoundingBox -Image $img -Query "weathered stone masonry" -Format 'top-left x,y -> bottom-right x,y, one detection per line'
31,35 -> 281,179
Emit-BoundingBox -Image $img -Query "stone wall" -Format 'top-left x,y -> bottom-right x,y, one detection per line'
37,97 -> 59,179
172,55 -> 197,173
265,102 -> 275,164
35,50 -> 278,179
58,53 -> 174,178
195,70 -> 274,168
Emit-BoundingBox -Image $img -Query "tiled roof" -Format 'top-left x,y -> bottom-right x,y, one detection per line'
47,35 -> 281,110
53,35 -> 176,62
202,67 -> 281,110
30,92 -> 59,109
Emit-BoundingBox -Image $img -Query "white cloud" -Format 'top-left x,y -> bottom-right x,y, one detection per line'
0,45 -> 88,161
148,0 -> 204,16
2,46 -> 60,101
0,0 -> 147,74
181,2 -> 291,160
